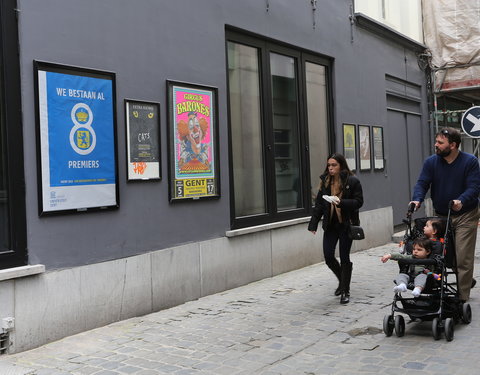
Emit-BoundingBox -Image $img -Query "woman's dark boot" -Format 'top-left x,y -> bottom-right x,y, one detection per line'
326,258 -> 342,296
340,262 -> 353,304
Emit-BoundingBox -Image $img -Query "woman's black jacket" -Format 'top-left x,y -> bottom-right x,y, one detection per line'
308,171 -> 364,232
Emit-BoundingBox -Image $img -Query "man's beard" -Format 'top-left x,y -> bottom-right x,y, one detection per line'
436,147 -> 451,157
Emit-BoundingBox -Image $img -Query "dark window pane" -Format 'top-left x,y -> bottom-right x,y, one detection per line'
0,72 -> 10,251
270,53 -> 301,211
228,42 -> 266,217
306,62 -> 329,205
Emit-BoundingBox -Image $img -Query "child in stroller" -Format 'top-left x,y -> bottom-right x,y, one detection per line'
400,217 -> 445,257
423,218 -> 446,255
381,238 -> 433,297
382,203 -> 472,341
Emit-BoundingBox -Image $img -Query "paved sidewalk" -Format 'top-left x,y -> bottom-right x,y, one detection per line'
1,235 -> 480,374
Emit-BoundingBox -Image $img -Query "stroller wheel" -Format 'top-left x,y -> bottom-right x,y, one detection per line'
383,315 -> 394,336
394,315 -> 405,337
445,318 -> 454,341
432,317 -> 441,340
462,303 -> 472,324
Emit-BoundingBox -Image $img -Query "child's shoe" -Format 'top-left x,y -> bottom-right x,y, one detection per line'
393,283 -> 407,293
412,287 -> 422,297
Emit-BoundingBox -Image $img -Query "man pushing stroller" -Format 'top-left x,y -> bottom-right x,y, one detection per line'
409,127 -> 480,302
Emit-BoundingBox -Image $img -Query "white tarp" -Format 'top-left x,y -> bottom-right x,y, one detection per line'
423,0 -> 480,91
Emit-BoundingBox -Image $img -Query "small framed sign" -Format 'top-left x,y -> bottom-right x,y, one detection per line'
359,125 -> 371,171
167,81 -> 220,201
372,126 -> 385,170
343,123 -> 356,171
125,99 -> 161,181
34,61 -> 118,215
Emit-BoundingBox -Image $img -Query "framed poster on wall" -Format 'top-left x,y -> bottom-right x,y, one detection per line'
34,61 -> 118,215
342,124 -> 356,171
167,81 -> 220,201
372,126 -> 385,170
358,125 -> 371,171
125,99 -> 161,181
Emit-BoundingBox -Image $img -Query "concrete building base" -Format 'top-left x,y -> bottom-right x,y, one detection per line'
1,207 -> 392,353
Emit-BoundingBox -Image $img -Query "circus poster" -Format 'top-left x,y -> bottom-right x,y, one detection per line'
168,82 -> 219,200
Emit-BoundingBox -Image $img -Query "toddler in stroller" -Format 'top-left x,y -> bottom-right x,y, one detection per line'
381,238 -> 433,297
423,218 -> 446,254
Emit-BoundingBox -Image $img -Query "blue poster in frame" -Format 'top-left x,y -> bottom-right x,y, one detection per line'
35,62 -> 118,214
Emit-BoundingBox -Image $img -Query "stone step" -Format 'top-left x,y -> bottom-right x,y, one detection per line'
392,231 -> 406,243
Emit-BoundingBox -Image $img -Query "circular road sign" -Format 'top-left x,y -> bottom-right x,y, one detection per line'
461,106 -> 480,138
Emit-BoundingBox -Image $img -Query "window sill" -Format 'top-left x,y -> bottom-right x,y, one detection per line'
226,217 -> 311,237
0,264 -> 45,282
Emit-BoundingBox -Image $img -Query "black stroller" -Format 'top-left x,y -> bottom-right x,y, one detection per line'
382,202 -> 472,341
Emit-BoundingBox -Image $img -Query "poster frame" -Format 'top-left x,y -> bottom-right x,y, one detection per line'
124,99 -> 161,181
372,125 -> 385,170
34,61 -> 119,216
166,80 -> 220,202
342,123 -> 357,171
358,124 -> 371,171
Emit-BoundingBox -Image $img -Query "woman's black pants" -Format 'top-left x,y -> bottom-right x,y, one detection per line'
323,226 -> 353,265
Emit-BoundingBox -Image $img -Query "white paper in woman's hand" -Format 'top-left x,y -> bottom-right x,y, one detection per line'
322,195 -> 339,204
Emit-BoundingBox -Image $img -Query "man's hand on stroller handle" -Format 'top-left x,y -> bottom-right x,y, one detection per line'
408,199 -> 461,212
408,201 -> 420,212
450,199 -> 462,211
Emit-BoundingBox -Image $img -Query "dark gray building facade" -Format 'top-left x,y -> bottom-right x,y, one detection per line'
0,0 -> 429,352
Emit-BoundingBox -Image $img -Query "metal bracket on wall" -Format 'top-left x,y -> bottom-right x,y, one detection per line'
266,0 -> 269,12
349,3 -> 356,43
311,0 -> 317,29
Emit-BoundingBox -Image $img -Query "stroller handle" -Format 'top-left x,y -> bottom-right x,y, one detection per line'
407,202 -> 416,213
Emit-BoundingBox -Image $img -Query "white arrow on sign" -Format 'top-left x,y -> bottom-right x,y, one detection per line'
466,113 -> 480,132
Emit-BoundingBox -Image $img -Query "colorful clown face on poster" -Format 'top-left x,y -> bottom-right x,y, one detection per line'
170,83 -> 217,200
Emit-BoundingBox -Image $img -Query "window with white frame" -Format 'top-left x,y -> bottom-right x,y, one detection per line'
354,0 -> 423,43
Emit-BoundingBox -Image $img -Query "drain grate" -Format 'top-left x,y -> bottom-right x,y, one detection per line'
0,332 -> 9,354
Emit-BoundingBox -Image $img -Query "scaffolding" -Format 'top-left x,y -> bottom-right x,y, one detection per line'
430,62 -> 480,157
422,0 -> 480,157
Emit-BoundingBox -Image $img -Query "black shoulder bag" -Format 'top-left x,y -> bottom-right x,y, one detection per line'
347,224 -> 365,240
347,210 -> 364,240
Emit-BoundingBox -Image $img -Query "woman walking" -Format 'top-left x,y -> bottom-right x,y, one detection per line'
308,153 -> 364,304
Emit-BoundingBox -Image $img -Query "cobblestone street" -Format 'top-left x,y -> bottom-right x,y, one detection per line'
1,235 -> 479,374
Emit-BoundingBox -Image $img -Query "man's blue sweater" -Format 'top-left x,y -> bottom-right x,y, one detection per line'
412,151 -> 480,215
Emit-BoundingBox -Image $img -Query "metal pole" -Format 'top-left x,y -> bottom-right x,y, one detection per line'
432,70 -> 439,136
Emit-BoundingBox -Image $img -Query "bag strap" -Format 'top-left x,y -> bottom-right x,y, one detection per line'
350,210 -> 360,226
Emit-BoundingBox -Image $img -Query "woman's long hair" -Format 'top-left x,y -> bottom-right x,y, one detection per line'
319,153 -> 354,190
322,153 -> 354,176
